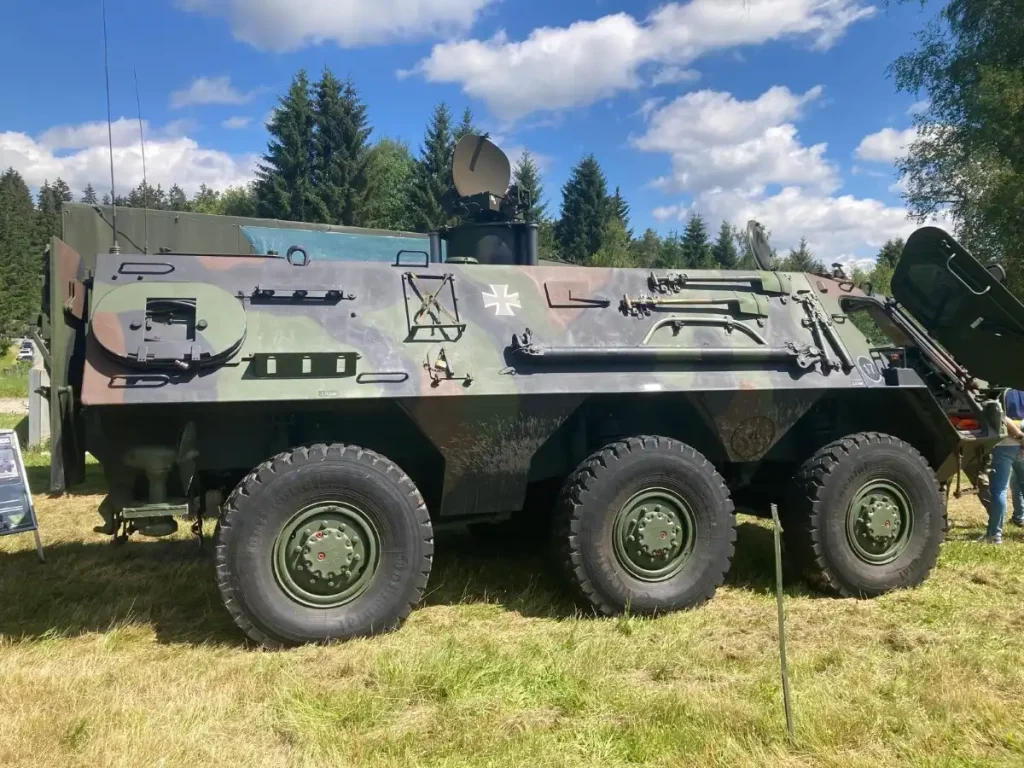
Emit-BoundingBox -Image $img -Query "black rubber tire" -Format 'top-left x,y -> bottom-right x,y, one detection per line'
214,443 -> 434,648
554,435 -> 736,616
784,432 -> 945,598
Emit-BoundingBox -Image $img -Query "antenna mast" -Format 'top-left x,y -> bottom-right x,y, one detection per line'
134,67 -> 149,254
102,0 -> 120,254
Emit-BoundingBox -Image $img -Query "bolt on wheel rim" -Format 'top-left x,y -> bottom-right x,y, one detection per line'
612,488 -> 696,581
845,479 -> 914,565
273,502 -> 380,608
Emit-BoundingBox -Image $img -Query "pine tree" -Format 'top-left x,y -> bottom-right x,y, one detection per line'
311,68 -> 373,226
711,220 -> 739,269
512,150 -> 547,222
408,102 -> 456,232
0,168 -> 41,345
102,192 -> 111,206
555,154 -> 609,264
255,69 -> 317,222
611,186 -> 632,238
167,184 -> 190,212
364,137 -> 416,231
81,183 -> 98,204
680,212 -> 714,268
781,237 -> 826,273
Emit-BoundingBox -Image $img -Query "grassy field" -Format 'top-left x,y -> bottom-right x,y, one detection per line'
2,451 -> 1024,767
0,344 -> 30,399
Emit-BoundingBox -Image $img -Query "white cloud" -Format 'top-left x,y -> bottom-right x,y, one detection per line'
505,146 -> 553,174
407,0 -> 875,121
636,82 -> 953,260
907,99 -> 929,115
633,85 -> 838,195
177,0 -> 495,52
1,120 -> 257,198
651,66 -> 701,86
170,75 -> 261,108
222,116 -> 252,129
854,126 -> 918,163
660,186 -> 953,261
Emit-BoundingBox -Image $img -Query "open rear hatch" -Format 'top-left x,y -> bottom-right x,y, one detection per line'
891,226 -> 1024,389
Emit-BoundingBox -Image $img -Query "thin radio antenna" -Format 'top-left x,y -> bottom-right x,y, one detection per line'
102,0 -> 120,254
134,67 -> 149,254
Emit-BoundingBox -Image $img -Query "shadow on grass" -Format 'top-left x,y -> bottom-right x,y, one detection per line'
0,517 -> 807,648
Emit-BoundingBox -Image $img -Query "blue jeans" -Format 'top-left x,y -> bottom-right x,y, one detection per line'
988,445 -> 1024,538
1012,453 -> 1024,525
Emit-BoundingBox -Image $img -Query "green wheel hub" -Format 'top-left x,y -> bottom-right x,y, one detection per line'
612,488 -> 696,581
273,502 -> 380,608
845,480 -> 914,565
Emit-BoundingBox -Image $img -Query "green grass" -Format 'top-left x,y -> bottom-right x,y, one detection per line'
0,362 -> 30,399
1,465 -> 1023,767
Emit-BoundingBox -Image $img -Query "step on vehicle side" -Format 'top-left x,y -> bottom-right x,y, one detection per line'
36,135 -> 1024,647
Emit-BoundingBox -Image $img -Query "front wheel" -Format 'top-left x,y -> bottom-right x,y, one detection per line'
554,435 -> 736,616
214,443 -> 434,647
784,432 -> 945,597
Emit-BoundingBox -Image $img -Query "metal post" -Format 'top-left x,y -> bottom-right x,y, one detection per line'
770,503 -> 795,742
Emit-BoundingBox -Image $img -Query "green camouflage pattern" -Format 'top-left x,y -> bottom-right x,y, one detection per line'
42,234 -> 1010,524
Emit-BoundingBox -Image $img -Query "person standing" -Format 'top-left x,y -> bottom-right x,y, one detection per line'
1006,389 -> 1024,528
981,389 -> 1024,543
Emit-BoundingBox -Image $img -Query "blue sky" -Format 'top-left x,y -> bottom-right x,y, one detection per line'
0,0 -> 945,265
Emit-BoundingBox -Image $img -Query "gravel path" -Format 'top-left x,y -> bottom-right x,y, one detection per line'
0,398 -> 29,414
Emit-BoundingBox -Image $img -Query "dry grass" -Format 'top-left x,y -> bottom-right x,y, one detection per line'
2,455 -> 1024,767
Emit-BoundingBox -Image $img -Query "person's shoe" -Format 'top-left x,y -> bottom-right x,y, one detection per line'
1010,518 -> 1024,528
976,534 -> 1003,544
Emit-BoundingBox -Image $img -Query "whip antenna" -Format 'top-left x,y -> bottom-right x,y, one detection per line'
102,0 -> 120,254
134,66 -> 149,253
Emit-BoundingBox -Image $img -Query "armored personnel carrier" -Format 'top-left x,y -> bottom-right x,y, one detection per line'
35,135 -> 1024,647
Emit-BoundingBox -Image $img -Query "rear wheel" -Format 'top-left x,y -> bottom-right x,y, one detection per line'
554,435 -> 736,616
784,432 -> 945,597
215,443 -> 433,647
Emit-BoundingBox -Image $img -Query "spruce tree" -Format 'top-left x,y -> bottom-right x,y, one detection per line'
255,69 -> 317,222
712,220 -> 739,269
36,178 -> 72,252
408,102 -> 456,232
875,237 -> 905,270
167,184 -> 190,212
81,183 -> 98,204
512,150 -> 547,222
555,154 -> 609,264
312,68 -> 373,226
0,169 -> 41,345
680,212 -> 714,268
781,237 -> 826,273
611,186 -> 632,238
454,107 -> 478,142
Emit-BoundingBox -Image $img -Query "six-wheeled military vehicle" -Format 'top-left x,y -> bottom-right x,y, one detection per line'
35,135 -> 1024,647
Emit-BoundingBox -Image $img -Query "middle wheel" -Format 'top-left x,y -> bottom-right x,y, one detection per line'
555,435 -> 737,616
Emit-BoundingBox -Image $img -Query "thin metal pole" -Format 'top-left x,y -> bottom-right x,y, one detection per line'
134,67 -> 149,253
770,503 -> 795,742
102,0 -> 120,253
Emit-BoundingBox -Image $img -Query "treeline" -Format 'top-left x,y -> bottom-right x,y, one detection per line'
0,172 -> 75,349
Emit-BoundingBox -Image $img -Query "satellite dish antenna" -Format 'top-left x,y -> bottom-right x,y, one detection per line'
745,220 -> 775,271
452,134 -> 511,199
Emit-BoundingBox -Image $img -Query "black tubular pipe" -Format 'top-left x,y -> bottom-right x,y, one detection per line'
515,346 -> 797,363
524,222 -> 538,266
